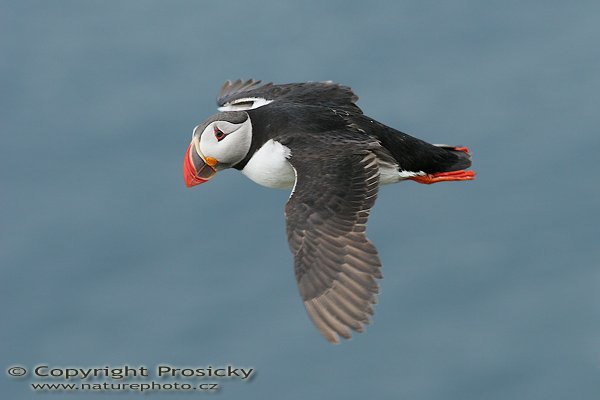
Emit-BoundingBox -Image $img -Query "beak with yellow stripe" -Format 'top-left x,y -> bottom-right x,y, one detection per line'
183,141 -> 218,187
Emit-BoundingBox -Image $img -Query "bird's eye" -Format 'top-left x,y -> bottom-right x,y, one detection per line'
214,127 -> 226,142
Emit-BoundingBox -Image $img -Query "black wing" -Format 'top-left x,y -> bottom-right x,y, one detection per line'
218,79 -> 363,114
284,135 -> 382,343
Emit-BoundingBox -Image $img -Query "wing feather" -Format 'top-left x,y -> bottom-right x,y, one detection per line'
217,80 -> 363,113
285,139 -> 383,343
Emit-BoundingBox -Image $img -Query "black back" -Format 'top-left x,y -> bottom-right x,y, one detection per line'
222,80 -> 470,174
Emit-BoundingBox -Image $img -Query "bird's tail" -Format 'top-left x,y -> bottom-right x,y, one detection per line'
409,145 -> 475,184
434,144 -> 472,170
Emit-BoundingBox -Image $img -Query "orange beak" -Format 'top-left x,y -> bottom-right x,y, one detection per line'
183,143 -> 217,187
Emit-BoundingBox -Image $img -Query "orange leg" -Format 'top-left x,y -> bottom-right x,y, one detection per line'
409,170 -> 476,184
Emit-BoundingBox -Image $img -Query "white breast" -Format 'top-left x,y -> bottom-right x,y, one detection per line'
242,139 -> 296,189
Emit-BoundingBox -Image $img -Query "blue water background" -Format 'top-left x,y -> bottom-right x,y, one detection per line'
2,1 -> 599,398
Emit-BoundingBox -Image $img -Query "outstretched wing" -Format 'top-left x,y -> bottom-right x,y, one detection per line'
217,79 -> 363,114
284,136 -> 382,343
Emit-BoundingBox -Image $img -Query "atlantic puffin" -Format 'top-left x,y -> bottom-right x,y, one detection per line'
184,80 -> 475,344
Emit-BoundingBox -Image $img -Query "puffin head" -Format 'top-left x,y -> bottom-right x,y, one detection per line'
183,111 -> 252,187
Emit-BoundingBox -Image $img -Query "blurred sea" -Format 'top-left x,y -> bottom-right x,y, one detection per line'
2,1 -> 599,399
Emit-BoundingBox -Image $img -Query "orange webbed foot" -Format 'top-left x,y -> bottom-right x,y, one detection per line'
409,170 -> 476,184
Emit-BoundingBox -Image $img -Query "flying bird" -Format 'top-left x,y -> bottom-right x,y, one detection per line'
184,80 -> 475,343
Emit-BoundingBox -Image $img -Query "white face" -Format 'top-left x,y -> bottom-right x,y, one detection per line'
192,112 -> 252,169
